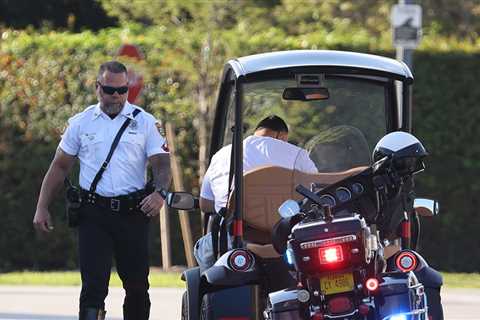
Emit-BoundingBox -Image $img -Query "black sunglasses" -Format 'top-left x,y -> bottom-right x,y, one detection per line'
97,82 -> 129,95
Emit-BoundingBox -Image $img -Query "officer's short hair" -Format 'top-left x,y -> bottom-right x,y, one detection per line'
97,61 -> 127,80
255,115 -> 288,133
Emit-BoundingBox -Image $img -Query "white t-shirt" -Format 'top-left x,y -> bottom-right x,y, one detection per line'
59,102 -> 168,196
201,135 -> 318,212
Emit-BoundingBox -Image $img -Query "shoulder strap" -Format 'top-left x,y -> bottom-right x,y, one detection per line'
89,108 -> 141,193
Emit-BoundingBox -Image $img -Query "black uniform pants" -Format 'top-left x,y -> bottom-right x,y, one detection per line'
78,203 -> 151,320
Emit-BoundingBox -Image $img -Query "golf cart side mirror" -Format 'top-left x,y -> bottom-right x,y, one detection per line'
413,198 -> 439,217
166,192 -> 199,210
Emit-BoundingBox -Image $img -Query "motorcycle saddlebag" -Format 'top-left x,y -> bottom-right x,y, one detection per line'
375,273 -> 427,320
267,288 -> 303,320
201,285 -> 260,319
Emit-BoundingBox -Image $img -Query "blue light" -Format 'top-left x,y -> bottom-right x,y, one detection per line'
389,314 -> 407,320
285,248 -> 295,265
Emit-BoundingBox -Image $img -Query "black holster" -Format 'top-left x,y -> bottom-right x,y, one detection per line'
65,184 -> 82,228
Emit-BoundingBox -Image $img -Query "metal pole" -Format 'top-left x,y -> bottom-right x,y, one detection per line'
395,0 -> 416,131
397,0 -> 415,70
232,79 -> 244,249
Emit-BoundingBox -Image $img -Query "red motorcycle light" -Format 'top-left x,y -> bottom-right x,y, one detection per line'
229,250 -> 253,272
312,312 -> 324,320
358,304 -> 370,316
396,251 -> 418,272
365,278 -> 379,291
328,296 -> 353,314
319,245 -> 344,264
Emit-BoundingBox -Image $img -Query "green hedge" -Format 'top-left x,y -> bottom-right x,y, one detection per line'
413,52 -> 480,272
0,28 -> 479,272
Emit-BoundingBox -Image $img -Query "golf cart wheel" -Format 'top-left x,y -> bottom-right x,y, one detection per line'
181,291 -> 189,320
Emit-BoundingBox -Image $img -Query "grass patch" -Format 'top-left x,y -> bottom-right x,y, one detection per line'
0,271 -> 479,289
0,271 -> 184,288
442,272 -> 480,289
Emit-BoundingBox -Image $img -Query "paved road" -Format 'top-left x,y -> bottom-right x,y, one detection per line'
0,286 -> 478,319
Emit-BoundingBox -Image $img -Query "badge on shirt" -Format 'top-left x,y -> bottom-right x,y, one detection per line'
129,120 -> 138,130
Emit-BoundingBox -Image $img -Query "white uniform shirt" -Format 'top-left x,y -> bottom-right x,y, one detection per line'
200,135 -> 318,212
59,102 -> 168,196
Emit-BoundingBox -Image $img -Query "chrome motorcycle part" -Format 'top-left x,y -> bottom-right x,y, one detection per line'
297,290 -> 310,303
300,234 -> 358,250
414,198 -> 439,216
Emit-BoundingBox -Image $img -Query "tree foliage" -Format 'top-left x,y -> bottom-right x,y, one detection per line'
0,0 -> 117,31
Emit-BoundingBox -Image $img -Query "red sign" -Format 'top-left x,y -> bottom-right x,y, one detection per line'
117,44 -> 144,103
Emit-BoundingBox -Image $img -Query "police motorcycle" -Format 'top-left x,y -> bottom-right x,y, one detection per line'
166,50 -> 444,320
266,131 -> 441,320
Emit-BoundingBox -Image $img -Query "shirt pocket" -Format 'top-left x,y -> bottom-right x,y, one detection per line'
120,133 -> 145,161
80,134 -> 105,163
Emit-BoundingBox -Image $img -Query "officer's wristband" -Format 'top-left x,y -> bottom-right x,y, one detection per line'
156,188 -> 168,199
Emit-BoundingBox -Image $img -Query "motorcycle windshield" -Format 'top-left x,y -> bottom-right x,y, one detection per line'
243,76 -> 388,175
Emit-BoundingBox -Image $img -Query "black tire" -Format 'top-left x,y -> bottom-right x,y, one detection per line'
426,287 -> 444,320
200,294 -> 211,320
181,291 -> 189,320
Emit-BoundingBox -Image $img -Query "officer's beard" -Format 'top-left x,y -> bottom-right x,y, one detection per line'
102,101 -> 124,117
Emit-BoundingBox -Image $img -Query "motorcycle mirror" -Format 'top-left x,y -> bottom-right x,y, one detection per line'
166,192 -> 199,211
413,198 -> 439,217
278,200 -> 301,218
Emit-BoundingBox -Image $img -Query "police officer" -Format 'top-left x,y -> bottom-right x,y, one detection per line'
33,61 -> 171,320
195,115 -> 317,269
199,115 -> 317,214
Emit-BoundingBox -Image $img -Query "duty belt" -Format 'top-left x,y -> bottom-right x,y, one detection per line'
81,189 -> 148,213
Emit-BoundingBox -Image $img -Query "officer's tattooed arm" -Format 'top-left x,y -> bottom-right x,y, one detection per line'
140,154 -> 171,216
148,153 -> 172,193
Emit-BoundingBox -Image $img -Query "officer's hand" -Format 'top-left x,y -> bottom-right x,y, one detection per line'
140,192 -> 164,217
33,207 -> 54,233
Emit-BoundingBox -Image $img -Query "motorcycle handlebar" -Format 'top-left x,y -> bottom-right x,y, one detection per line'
295,184 -> 324,206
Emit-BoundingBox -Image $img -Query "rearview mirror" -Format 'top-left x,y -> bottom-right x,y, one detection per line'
166,192 -> 198,210
282,87 -> 329,101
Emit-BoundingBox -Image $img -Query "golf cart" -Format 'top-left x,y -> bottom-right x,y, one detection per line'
169,50 -> 443,320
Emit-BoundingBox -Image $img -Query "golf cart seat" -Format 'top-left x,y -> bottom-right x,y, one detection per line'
227,165 -> 367,258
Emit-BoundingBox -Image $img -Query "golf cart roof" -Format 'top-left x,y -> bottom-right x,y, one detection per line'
226,50 -> 413,83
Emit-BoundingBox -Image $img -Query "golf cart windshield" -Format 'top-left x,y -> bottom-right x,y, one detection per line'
236,76 -> 389,172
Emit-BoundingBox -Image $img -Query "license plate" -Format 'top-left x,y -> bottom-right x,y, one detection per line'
320,272 -> 354,295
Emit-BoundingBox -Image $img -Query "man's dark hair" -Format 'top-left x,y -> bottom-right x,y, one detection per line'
97,61 -> 127,79
255,115 -> 288,133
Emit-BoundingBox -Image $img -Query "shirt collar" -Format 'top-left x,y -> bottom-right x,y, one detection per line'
91,102 -> 136,121
120,101 -> 136,120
